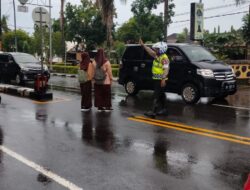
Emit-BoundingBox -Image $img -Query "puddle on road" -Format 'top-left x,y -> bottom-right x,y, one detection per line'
37,173 -> 52,184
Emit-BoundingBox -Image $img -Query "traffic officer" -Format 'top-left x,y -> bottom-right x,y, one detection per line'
139,39 -> 170,117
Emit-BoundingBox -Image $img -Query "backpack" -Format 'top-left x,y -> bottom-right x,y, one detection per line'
78,69 -> 88,83
94,64 -> 106,84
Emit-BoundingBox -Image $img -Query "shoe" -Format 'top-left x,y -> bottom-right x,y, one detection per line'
156,108 -> 168,116
81,107 -> 91,112
144,111 -> 156,118
97,107 -> 105,112
104,107 -> 113,112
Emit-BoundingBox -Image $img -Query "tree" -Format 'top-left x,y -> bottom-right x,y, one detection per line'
96,0 -> 127,48
242,14 -> 250,43
177,28 -> 189,43
60,0 -> 66,59
65,0 -> 106,50
204,30 -> 245,60
1,15 -> 10,33
2,30 -> 32,53
235,0 -> 245,4
162,0 -> 175,41
130,0 -> 175,42
116,18 -> 140,43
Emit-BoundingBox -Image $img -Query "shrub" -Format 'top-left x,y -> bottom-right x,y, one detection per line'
112,68 -> 119,77
51,65 -> 119,77
51,65 -> 78,74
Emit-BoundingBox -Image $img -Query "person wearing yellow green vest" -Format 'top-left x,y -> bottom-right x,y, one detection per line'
140,39 -> 170,118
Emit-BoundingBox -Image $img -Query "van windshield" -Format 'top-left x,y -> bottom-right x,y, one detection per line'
180,46 -> 217,62
12,54 -> 39,64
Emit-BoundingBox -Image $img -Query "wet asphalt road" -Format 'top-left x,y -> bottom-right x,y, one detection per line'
0,76 -> 250,190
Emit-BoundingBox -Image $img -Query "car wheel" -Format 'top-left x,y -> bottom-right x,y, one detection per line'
125,80 -> 138,96
181,83 -> 200,104
15,74 -> 24,85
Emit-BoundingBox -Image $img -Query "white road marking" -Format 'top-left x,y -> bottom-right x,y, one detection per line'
0,145 -> 83,190
213,104 -> 250,111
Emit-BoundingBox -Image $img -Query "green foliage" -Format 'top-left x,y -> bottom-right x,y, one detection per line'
113,41 -> 126,61
111,64 -> 119,68
116,0 -> 174,43
112,68 -> 119,77
52,65 -> 78,74
116,18 -> 140,43
65,0 -> 106,50
52,32 -> 63,56
1,15 -> 10,34
131,0 -> 165,41
51,64 -> 119,77
2,30 -> 33,53
204,30 -> 245,60
242,14 -> 250,43
177,28 -> 189,43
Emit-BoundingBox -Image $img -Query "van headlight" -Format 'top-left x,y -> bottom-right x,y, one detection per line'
20,66 -> 29,72
197,69 -> 214,78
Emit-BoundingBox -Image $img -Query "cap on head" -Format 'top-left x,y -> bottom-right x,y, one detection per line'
152,42 -> 168,54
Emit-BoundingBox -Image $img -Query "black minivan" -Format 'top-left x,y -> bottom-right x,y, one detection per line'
118,43 -> 237,104
0,52 -> 50,85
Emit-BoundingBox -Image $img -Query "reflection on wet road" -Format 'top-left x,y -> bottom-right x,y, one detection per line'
0,81 -> 249,189
129,116 -> 250,146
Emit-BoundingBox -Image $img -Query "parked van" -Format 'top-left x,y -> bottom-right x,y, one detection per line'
118,44 -> 237,104
0,52 -> 50,85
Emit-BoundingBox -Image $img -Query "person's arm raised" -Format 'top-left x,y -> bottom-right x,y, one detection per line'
139,39 -> 157,59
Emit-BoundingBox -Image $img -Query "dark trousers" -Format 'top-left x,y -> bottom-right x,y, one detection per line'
80,80 -> 92,109
94,84 -> 112,108
151,80 -> 167,113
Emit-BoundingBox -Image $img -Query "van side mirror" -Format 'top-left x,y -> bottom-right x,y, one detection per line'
8,56 -> 14,64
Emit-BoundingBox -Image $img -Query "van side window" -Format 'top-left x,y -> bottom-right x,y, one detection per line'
123,46 -> 143,60
0,55 -> 9,63
167,48 -> 181,62
143,49 -> 154,61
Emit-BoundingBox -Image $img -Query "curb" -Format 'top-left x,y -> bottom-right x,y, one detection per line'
0,84 -> 34,97
0,84 -> 53,101
51,73 -> 77,78
51,73 -> 118,81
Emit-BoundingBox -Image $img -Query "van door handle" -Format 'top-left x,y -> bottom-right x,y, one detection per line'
141,63 -> 146,68
188,70 -> 192,74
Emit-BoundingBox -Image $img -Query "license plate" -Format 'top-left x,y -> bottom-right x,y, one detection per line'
225,84 -> 234,90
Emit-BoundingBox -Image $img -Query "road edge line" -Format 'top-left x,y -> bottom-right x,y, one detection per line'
0,145 -> 83,190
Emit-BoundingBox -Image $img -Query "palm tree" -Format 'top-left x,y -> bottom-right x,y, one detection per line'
96,0 -> 126,48
235,0 -> 244,5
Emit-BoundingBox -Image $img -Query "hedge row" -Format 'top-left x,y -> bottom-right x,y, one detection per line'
51,65 -> 119,77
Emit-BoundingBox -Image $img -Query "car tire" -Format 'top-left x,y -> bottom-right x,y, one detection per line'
125,80 -> 139,96
181,83 -> 200,104
15,74 -> 24,85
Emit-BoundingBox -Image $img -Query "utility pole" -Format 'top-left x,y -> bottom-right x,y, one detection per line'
49,0 -> 52,70
0,0 -> 2,51
164,0 -> 169,42
13,0 -> 17,52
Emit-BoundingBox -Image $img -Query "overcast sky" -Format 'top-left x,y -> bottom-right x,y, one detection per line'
1,0 -> 250,35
